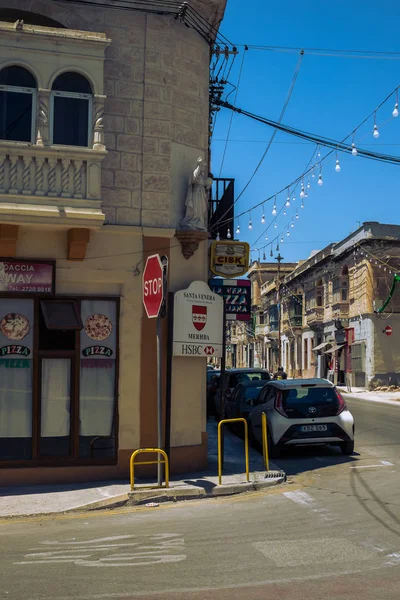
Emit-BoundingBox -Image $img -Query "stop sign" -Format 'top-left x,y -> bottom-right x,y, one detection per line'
385,325 -> 392,336
143,254 -> 163,318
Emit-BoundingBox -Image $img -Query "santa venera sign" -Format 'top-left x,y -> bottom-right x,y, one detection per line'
173,281 -> 223,357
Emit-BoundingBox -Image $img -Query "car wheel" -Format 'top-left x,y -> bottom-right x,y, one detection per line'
340,440 -> 355,455
267,432 -> 282,458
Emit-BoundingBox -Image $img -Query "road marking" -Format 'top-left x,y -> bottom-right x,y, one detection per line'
350,462 -> 393,469
283,490 -> 336,523
14,533 -> 186,568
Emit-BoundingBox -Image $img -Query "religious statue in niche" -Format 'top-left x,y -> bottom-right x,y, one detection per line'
180,157 -> 213,231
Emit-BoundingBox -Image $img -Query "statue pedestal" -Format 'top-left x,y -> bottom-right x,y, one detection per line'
175,229 -> 209,260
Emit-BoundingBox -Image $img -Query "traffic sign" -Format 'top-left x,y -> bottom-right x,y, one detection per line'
385,325 -> 392,336
143,254 -> 163,318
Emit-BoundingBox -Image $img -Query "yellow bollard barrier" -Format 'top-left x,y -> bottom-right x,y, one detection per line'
217,418 -> 249,485
129,448 -> 169,491
261,412 -> 270,472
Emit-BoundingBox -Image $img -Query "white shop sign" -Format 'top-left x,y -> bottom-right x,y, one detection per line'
173,281 -> 223,357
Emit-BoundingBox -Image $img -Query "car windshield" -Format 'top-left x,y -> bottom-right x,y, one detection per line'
282,386 -> 338,408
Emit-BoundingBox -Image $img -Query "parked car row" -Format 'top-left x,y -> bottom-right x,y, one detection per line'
208,368 -> 355,457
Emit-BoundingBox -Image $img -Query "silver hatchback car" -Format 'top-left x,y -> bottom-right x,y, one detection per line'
248,378 -> 355,457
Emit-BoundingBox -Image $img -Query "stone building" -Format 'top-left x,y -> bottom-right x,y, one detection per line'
260,223 -> 400,387
0,0 -> 228,485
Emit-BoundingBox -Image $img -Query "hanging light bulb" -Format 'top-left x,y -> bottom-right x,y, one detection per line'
285,192 -> 291,207
317,145 -> 321,158
265,235 -> 268,241
274,222 -> 277,228
291,218 -> 294,228
286,228 -> 290,236
335,156 -> 341,172
272,200 -> 277,216
351,142 -> 358,156
307,179 -> 311,189
373,113 -> 379,138
301,200 -> 304,209
280,235 -> 284,243
248,212 -> 252,229
276,243 -> 279,252
216,232 -> 220,240
263,251 -> 266,260
283,208 -> 286,216
270,247 -> 273,258
261,208 -> 265,224
393,90 -> 399,117
300,181 -> 305,198
236,222 -> 240,235
311,168 -> 315,179
304,191 -> 308,198
295,211 -> 299,220
227,228 -> 231,239
292,194 -> 296,203
318,165 -> 323,186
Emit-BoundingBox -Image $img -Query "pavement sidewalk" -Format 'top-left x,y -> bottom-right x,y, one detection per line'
0,420 -> 285,518
338,386 -> 400,405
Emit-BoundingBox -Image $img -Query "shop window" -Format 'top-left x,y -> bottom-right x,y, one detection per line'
51,72 -> 92,147
0,298 -> 34,461
0,65 -> 37,143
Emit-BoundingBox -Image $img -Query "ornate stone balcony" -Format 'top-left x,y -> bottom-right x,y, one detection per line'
0,144 -> 106,229
306,306 -> 324,326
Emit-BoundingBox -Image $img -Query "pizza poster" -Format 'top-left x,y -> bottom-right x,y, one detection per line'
0,298 -> 34,367
80,300 -> 116,363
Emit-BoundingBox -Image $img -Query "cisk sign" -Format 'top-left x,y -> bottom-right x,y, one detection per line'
173,281 -> 223,357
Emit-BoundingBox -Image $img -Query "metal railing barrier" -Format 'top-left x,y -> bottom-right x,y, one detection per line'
261,412 -> 270,472
217,418 -> 249,485
130,448 -> 169,491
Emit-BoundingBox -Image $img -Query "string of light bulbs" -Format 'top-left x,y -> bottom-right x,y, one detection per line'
210,82 -> 400,238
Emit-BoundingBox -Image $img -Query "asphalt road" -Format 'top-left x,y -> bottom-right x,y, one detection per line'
1,396 -> 400,600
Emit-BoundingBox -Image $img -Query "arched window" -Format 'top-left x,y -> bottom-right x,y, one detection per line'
51,72 -> 92,147
0,65 -> 37,142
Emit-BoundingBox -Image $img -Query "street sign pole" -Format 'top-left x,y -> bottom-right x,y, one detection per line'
156,313 -> 162,485
142,253 -> 166,486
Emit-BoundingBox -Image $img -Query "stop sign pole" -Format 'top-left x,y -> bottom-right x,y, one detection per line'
142,254 -> 168,486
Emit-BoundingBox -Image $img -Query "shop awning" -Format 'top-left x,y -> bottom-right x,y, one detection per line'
324,343 -> 345,354
312,341 -> 330,352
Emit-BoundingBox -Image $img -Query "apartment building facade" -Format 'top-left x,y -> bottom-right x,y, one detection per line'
259,223 -> 400,387
0,0 -> 227,485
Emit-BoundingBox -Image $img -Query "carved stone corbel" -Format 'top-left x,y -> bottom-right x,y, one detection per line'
36,89 -> 50,147
175,229 -> 209,260
93,95 -> 106,150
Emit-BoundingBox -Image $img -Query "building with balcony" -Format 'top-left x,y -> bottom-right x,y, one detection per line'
259,223 -> 400,387
0,0 -> 228,485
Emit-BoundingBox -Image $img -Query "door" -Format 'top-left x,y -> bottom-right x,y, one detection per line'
39,356 -> 74,457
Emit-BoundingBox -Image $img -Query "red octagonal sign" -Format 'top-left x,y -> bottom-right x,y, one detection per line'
143,254 -> 163,318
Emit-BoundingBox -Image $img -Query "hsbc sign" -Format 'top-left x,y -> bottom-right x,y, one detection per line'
173,281 -> 223,357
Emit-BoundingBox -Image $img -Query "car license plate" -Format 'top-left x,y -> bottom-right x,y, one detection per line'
301,425 -> 328,432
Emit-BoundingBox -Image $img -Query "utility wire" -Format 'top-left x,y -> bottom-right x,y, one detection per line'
218,47 -> 247,177
214,50 -> 304,229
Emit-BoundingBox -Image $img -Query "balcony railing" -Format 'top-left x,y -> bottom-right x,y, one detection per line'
306,306 -> 324,326
332,302 -> 349,319
0,145 -> 105,205
290,315 -> 303,328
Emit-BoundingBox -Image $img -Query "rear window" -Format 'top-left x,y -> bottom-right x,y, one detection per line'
231,372 -> 269,386
282,386 -> 338,407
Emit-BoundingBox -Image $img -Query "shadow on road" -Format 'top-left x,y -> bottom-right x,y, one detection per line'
350,467 -> 400,538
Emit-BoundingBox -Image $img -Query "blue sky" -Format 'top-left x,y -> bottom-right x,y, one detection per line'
211,0 -> 400,263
